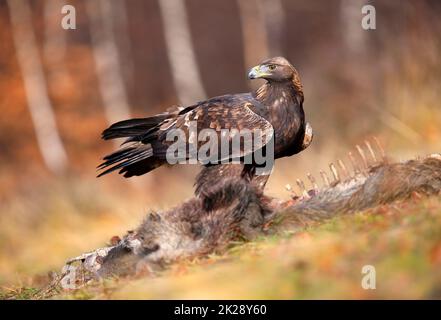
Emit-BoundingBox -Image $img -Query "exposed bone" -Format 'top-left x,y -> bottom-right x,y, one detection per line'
307,173 -> 319,190
337,159 -> 350,180
296,179 -> 309,198
329,163 -> 340,182
348,151 -> 361,174
364,140 -> 377,163
286,183 -> 299,199
373,137 -> 386,162
320,170 -> 330,187
290,189 -> 298,198
356,145 -> 368,169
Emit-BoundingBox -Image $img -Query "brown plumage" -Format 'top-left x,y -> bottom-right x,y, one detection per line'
98,57 -> 311,192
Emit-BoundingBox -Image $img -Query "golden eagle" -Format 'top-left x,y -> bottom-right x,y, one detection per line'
98,57 -> 312,190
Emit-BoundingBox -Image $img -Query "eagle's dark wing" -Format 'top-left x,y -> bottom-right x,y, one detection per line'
153,96 -> 274,162
98,94 -> 274,177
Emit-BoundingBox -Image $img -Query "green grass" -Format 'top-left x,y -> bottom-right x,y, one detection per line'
0,287 -> 40,300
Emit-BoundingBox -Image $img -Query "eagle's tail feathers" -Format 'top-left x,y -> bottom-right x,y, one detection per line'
101,116 -> 168,140
97,144 -> 155,177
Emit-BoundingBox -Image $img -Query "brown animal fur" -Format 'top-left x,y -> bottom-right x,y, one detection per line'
59,153 -> 441,286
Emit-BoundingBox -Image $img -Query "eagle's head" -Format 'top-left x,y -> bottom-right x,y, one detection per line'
248,57 -> 303,97
248,56 -> 298,82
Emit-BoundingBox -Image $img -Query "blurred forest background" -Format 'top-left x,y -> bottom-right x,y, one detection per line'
1,0 -> 441,293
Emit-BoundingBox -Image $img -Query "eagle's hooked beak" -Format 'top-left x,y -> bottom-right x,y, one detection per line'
248,65 -> 270,80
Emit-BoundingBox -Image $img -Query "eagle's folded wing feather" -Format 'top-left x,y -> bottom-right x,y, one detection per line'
153,99 -> 274,164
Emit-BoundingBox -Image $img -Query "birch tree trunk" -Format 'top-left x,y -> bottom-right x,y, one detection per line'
257,0 -> 286,57
7,0 -> 68,174
158,0 -> 207,105
237,0 -> 270,90
44,0 -> 68,80
340,0 -> 366,56
86,0 -> 131,124
109,0 -> 135,91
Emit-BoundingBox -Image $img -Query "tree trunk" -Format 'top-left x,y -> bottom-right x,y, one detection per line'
158,0 -> 207,105
44,0 -> 67,78
7,0 -> 68,174
340,0 -> 366,56
109,0 -> 135,92
257,0 -> 286,57
86,0 -> 131,124
237,0 -> 270,90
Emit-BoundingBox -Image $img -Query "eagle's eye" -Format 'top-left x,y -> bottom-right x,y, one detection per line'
268,64 -> 277,71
